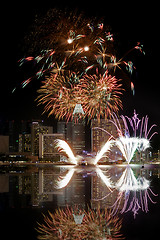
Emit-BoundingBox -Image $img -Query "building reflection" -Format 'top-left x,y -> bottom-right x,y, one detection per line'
0,164 -> 158,216
39,167 -> 86,208
91,168 -> 121,209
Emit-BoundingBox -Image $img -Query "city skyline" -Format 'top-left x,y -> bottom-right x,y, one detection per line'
1,2 -> 160,151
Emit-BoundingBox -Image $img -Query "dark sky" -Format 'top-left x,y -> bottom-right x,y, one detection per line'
1,1 -> 159,145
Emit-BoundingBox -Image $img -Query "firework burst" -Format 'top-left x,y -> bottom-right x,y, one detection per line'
37,70 -> 123,121
80,71 -> 123,121
37,71 -> 83,122
17,9 -> 142,88
16,9 -> 144,121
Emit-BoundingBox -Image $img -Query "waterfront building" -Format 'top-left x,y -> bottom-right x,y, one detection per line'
57,119 -> 85,154
31,121 -> 53,156
91,118 -> 124,161
39,133 -> 64,159
19,133 -> 31,152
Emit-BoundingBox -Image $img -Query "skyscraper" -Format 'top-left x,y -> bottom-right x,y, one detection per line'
39,133 -> 64,158
31,121 -> 53,156
72,119 -> 85,154
19,133 -> 31,152
57,120 -> 85,154
91,118 -> 124,161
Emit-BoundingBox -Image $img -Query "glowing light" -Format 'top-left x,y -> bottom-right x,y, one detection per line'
111,166 -> 157,218
94,138 -> 114,165
16,9 -> 144,109
115,165 -> 148,192
109,111 -> 157,163
67,38 -> 73,44
55,167 -> 75,189
55,139 -> 78,165
16,10 -> 145,123
84,46 -> 89,51
73,103 -> 84,115
114,137 -> 150,164
79,71 -> 123,121
37,70 -> 123,122
96,167 -> 113,191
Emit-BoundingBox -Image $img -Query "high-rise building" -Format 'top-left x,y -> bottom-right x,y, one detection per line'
39,168 -> 86,208
39,133 -> 64,158
57,120 -> 85,154
19,134 -> 31,152
91,118 -> 124,161
72,119 -> 85,154
31,121 -> 53,156
8,120 -> 31,152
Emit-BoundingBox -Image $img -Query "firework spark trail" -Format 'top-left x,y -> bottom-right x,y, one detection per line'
79,71 -> 123,121
114,137 -> 150,164
123,110 -> 158,140
109,111 -> 157,163
37,71 -> 85,122
94,138 -> 114,165
54,139 -> 78,165
115,137 -> 139,164
37,205 -> 124,239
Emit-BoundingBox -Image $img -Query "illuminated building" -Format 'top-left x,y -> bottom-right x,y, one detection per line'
91,118 -> 124,161
57,120 -> 85,154
39,133 -> 64,159
19,134 -> 31,152
72,119 -> 85,154
31,121 -> 53,156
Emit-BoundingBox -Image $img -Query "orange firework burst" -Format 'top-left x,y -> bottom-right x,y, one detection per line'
79,71 -> 123,121
37,70 -> 123,122
37,71 -> 83,122
36,205 -> 124,240
81,71 -> 122,120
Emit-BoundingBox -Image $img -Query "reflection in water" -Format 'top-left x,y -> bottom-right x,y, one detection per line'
37,205 -> 124,240
92,165 -> 158,218
38,164 -> 158,218
1,164 -> 158,218
111,166 -> 158,218
0,164 -> 159,239
55,167 -> 75,189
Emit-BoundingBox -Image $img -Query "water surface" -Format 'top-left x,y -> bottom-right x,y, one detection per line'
0,163 -> 160,239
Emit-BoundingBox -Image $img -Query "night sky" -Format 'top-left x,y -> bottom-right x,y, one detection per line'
1,1 -> 160,147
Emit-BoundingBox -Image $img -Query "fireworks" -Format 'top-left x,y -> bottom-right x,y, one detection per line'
37,70 -> 123,121
91,111 -> 157,164
79,71 -> 123,121
16,9 -> 144,121
37,71 -> 83,122
37,205 -> 124,240
114,137 -> 150,164
110,110 -> 158,142
54,139 -> 83,165
94,137 -> 114,165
